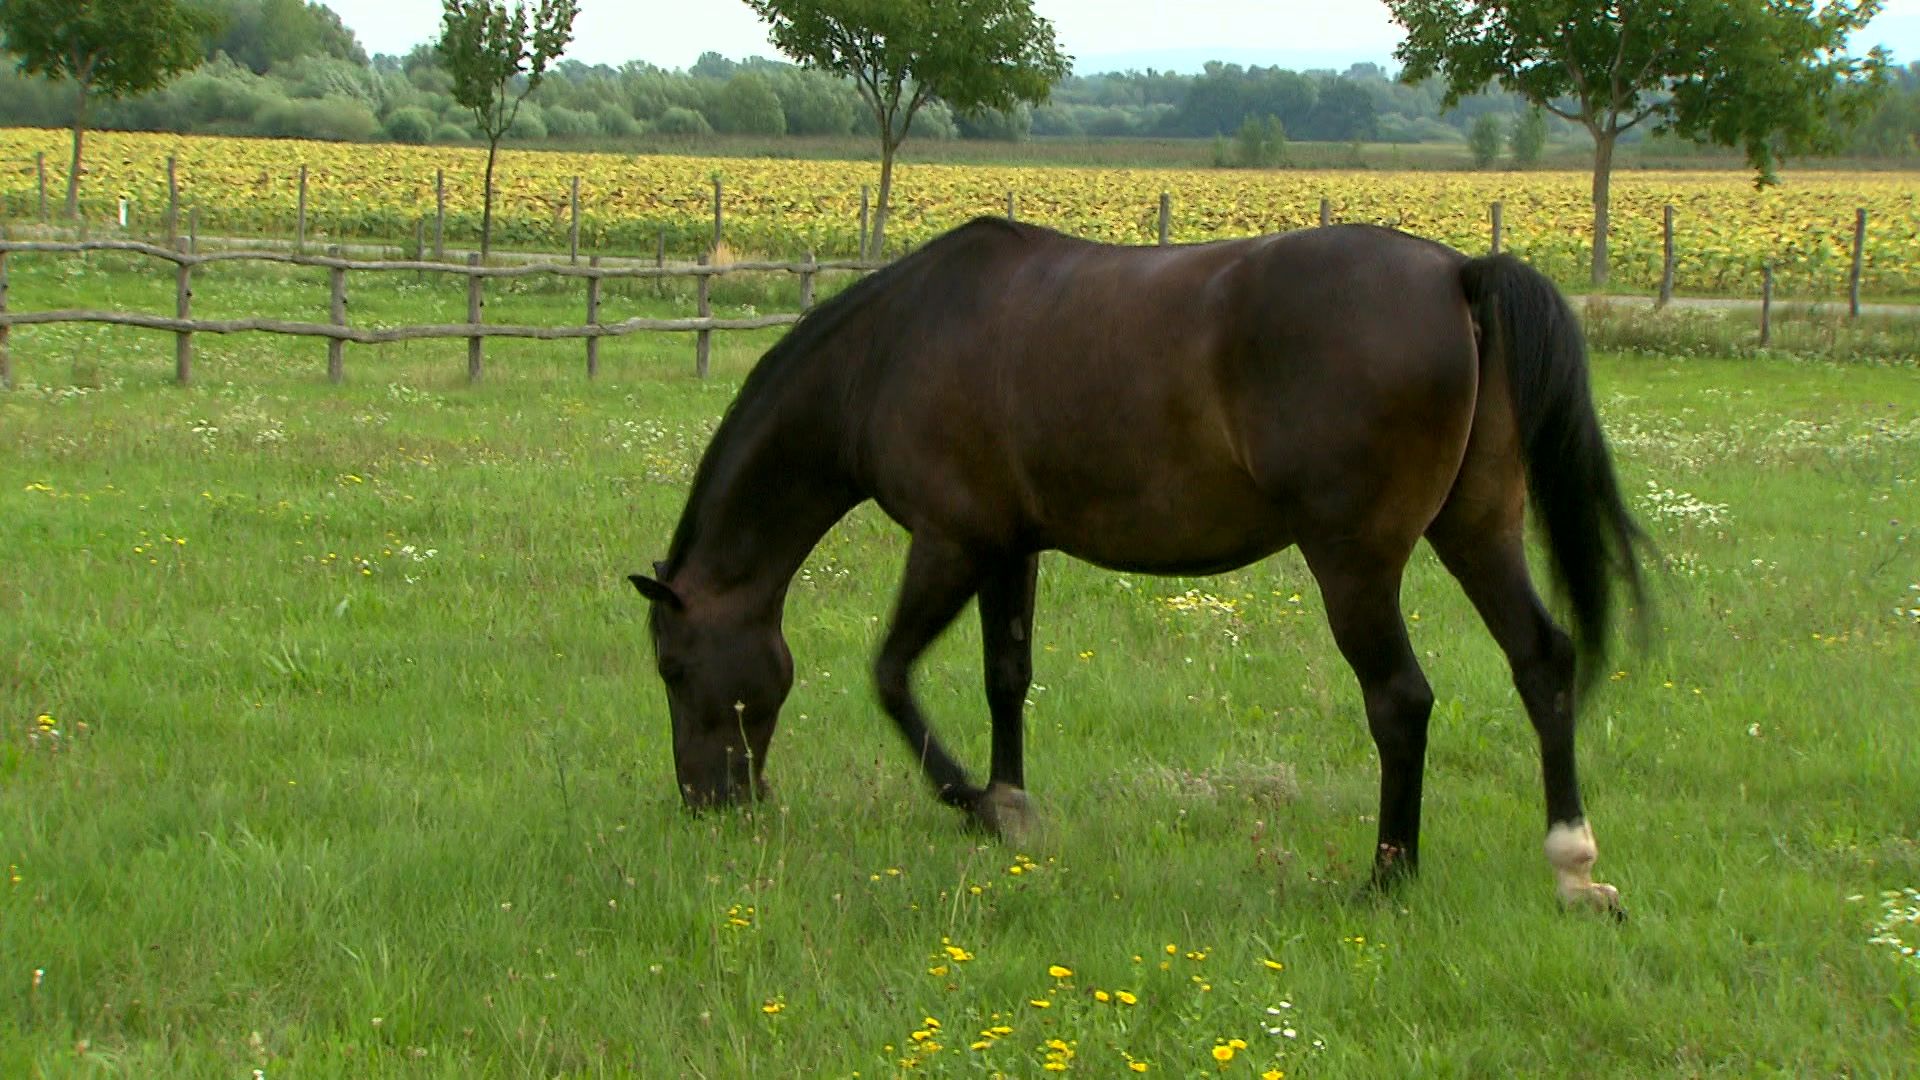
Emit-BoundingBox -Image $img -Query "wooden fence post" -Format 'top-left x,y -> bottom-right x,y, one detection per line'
800,250 -> 816,310
711,177 -> 723,252
1319,198 -> 1331,228
434,168 -> 446,259
466,252 -> 483,383
0,248 -> 11,390
1006,190 -> 1016,221
188,207 -> 199,255
1489,201 -> 1502,254
413,217 -> 425,279
696,252 -> 711,379
166,156 -> 179,248
36,152 -> 47,222
586,254 -> 601,379
858,185 -> 870,260
1658,204 -> 1676,307
569,175 -> 581,265
1849,208 -> 1866,318
655,229 -> 667,299
327,245 -> 346,384
296,164 -> 309,254
175,253 -> 193,386
1760,264 -> 1774,347
1157,192 -> 1171,246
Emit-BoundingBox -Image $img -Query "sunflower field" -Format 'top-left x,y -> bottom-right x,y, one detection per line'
3,128 -> 1917,297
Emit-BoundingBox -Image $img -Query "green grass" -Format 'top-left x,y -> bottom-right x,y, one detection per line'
2,257 -> 1918,1077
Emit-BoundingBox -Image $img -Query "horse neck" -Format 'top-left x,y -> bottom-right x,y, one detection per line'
668,390 -> 860,615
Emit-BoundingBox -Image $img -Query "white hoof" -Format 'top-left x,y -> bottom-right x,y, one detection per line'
1546,820 -> 1624,915
975,783 -> 1033,841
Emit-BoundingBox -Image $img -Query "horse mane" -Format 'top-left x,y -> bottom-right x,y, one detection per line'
659,217 -> 1034,575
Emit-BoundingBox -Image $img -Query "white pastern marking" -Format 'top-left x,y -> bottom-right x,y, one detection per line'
1545,819 -> 1620,912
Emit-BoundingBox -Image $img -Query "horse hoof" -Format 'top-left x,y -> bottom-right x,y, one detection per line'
971,783 -> 1033,841
1559,880 -> 1625,919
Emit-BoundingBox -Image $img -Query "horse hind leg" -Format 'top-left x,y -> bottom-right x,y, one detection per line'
1428,519 -> 1623,916
1302,540 -> 1434,889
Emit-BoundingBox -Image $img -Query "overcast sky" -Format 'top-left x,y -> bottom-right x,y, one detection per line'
321,0 -> 1920,74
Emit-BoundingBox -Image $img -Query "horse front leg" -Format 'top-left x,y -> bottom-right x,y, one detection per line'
974,552 -> 1040,839
874,534 -> 988,816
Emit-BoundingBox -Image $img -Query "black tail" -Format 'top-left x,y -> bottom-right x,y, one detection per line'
1460,254 -> 1648,690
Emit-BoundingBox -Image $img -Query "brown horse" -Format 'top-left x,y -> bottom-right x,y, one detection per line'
629,218 -> 1646,913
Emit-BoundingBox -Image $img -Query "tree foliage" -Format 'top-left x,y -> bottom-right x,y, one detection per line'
434,0 -> 578,254
0,0 -> 218,215
744,0 -> 1070,256
197,0 -> 367,74
1386,0 -> 1888,284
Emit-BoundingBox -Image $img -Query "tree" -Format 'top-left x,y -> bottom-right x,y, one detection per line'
0,0 -> 217,218
1510,105 -> 1547,166
745,0 -> 1070,257
1468,113 -> 1503,168
1387,0 -> 1887,286
435,0 -> 578,255
714,72 -> 787,135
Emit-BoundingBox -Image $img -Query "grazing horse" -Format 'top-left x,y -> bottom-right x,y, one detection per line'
629,218 -> 1646,913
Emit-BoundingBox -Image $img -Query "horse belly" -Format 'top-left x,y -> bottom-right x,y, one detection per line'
1029,457 -> 1295,575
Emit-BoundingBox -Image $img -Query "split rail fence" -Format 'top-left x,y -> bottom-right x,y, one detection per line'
0,239 -> 879,389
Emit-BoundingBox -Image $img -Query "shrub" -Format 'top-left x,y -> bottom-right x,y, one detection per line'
595,104 -> 639,137
654,106 -> 713,135
431,122 -> 472,144
383,107 -> 435,144
1469,114 -> 1504,168
253,96 -> 379,141
543,105 -> 598,138
507,103 -> 548,140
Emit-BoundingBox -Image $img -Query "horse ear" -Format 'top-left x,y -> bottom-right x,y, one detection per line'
628,573 -> 683,610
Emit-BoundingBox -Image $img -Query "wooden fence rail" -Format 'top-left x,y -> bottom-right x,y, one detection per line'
0,240 -> 878,387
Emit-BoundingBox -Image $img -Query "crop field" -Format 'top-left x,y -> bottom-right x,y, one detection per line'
2,253 -> 1918,1076
3,128 -> 1920,299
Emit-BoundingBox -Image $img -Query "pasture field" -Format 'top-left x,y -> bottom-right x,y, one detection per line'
2,256 -> 1919,1076
4,127 -> 1920,299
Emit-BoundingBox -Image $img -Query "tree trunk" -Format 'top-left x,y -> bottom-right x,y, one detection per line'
66,79 -> 90,220
480,138 -> 499,257
1589,131 -> 1616,288
871,139 -> 897,259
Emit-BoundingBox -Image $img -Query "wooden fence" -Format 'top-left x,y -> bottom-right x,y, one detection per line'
0,239 -> 880,388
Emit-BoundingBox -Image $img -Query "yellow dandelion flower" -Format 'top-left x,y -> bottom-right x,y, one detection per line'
1029,998 -> 1052,1008
1212,1044 -> 1235,1063
944,945 -> 974,962
1130,1063 -> 1149,1074
1048,965 -> 1073,979
1228,1038 -> 1247,1050
1261,958 -> 1284,971
928,964 -> 949,977
761,1000 -> 783,1014
1094,990 -> 1111,1003
1116,990 -> 1138,1005
1043,1064 -> 1067,1073
1263,1071 -> 1285,1080
1165,943 -> 1178,955
970,1040 -> 992,1051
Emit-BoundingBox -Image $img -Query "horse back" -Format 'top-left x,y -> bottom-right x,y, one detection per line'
851,221 -> 1485,568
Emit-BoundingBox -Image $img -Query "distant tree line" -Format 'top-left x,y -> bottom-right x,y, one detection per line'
0,0 -> 1915,159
